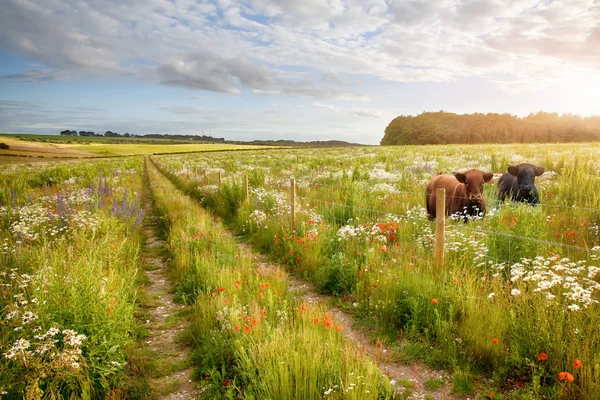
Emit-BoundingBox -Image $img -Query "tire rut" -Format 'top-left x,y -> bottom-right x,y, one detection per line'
141,186 -> 199,399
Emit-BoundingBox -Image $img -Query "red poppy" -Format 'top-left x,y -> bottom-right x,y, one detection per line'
492,338 -> 499,345
431,298 -> 438,305
558,372 -> 574,381
243,325 -> 251,334
538,352 -> 548,361
574,359 -> 582,369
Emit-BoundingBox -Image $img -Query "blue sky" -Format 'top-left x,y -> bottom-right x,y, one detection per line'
1,0 -> 599,145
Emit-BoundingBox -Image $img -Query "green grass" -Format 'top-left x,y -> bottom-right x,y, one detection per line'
70,142 -> 270,156
145,158 -> 395,399
153,142 -> 600,398
423,378 -> 445,391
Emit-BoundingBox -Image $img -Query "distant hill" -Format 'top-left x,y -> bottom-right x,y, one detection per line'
381,111 -> 600,145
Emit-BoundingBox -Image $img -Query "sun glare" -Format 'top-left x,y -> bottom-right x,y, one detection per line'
564,70 -> 600,116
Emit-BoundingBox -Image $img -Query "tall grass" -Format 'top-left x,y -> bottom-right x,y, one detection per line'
154,143 -> 600,398
0,158 -> 145,398
146,158 -> 395,399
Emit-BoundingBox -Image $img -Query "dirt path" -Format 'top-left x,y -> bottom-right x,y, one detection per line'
235,241 -> 457,400
141,185 -> 199,399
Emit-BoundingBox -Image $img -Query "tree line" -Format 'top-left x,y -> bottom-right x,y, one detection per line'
380,111 -> 600,145
59,130 -> 225,142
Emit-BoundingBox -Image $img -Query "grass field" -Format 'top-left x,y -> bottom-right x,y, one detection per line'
0,134 -> 275,159
2,142 -> 599,399
68,142 -> 274,156
154,142 -> 600,399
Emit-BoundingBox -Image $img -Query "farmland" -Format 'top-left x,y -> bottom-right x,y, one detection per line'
2,142 -> 600,399
0,134 -> 271,161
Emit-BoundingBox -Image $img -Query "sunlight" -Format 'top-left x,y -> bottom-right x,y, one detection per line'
563,69 -> 600,116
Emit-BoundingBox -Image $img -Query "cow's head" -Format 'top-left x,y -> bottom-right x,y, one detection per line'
508,163 -> 544,195
454,170 -> 494,203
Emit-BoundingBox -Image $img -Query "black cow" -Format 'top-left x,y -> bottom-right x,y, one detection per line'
497,163 -> 544,204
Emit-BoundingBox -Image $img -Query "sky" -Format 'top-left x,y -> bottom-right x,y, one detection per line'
1,0 -> 599,145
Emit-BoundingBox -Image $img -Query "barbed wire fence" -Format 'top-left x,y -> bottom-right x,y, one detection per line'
163,160 -> 600,270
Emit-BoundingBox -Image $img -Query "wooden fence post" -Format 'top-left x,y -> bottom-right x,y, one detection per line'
435,188 -> 445,271
290,178 -> 296,230
218,171 -> 222,187
243,174 -> 249,203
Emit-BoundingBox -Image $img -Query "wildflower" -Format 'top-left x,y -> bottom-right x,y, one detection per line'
223,380 -> 229,387
558,372 -> 574,381
313,317 -> 319,325
574,359 -> 582,369
336,325 -> 343,332
212,292 -> 217,297
233,325 -> 240,332
492,337 -> 499,345
204,376 -> 210,381
372,283 -> 378,289
258,293 -> 264,299
244,325 -> 251,334
431,298 -> 438,305
511,289 -> 521,296
538,352 -> 548,361
487,292 -> 495,299
218,287 -> 225,292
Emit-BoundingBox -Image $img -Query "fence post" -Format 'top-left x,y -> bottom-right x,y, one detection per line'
243,174 -> 249,203
435,188 -> 445,271
290,178 -> 296,230
218,171 -> 222,188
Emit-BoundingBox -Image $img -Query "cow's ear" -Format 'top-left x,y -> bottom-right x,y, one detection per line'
534,166 -> 545,176
483,172 -> 493,183
507,165 -> 518,176
453,172 -> 466,183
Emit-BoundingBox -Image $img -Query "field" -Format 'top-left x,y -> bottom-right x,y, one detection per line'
1,142 -> 600,399
0,134 -> 272,160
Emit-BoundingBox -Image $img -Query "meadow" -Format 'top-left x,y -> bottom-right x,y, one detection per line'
0,134 -> 271,160
2,142 -> 600,399
154,142 -> 600,399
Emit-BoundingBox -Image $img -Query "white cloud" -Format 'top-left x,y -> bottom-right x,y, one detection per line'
1,0 -> 597,95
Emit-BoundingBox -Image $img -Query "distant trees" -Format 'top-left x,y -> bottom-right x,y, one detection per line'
381,111 -> 600,145
57,129 -> 228,142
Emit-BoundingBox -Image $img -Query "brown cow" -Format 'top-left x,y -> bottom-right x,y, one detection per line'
426,169 -> 493,221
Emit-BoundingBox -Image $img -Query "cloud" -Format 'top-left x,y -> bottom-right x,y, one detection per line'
312,102 -> 340,112
1,69 -> 73,82
351,108 -> 383,118
312,102 -> 382,118
158,51 -> 272,93
1,0 -> 599,97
